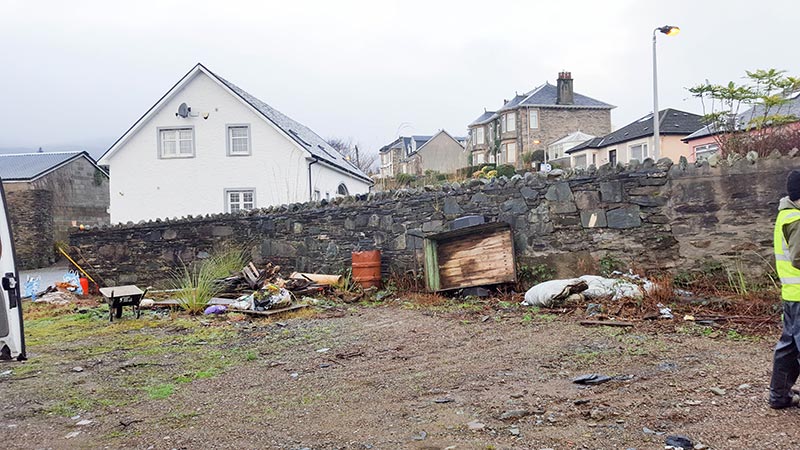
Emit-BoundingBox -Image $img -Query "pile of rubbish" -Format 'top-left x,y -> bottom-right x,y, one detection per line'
521,272 -> 656,308
199,262 -> 341,315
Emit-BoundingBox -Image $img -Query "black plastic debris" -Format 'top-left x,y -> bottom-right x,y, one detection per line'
665,435 -> 694,449
572,374 -> 612,385
572,373 -> 634,385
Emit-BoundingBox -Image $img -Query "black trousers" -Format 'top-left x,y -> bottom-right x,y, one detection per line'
771,301 -> 800,407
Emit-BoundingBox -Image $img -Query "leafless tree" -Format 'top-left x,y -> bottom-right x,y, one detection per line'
326,137 -> 379,175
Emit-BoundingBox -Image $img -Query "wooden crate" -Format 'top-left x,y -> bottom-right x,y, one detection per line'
423,222 -> 517,292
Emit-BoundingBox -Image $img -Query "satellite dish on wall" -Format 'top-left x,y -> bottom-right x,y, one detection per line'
176,103 -> 190,118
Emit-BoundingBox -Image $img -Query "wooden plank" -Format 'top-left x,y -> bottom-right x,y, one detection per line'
423,239 -> 439,291
440,273 -> 516,288
237,304 -> 308,316
438,253 -> 513,269
579,320 -> 635,328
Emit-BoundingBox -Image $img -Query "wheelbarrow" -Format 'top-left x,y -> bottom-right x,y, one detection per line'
99,285 -> 148,322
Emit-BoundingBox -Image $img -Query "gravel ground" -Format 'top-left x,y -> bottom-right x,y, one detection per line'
1,303 -> 797,449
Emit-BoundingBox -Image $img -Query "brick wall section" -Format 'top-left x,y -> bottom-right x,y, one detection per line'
70,153 -> 799,288
7,190 -> 54,269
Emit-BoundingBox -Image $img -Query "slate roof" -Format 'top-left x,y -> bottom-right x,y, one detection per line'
520,83 -> 614,109
567,108 -> 704,154
470,82 -> 614,127
469,111 -> 498,126
683,91 -> 800,141
0,151 -> 105,182
209,68 -> 371,183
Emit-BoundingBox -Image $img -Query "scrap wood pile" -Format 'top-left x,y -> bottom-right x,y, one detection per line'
202,262 -> 342,315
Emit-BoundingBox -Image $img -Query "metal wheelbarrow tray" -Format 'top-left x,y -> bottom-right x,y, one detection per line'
99,285 -> 148,322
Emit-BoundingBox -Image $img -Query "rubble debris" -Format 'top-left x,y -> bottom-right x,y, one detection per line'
34,290 -> 77,305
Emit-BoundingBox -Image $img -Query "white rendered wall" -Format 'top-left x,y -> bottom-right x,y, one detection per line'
105,72 -> 366,223
310,162 -> 371,200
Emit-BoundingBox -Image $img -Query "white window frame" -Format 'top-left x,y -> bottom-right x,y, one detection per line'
227,124 -> 251,156
529,109 -> 539,129
225,188 -> 256,213
475,152 -> 485,164
506,142 -> 517,163
629,142 -> 648,162
158,127 -> 195,159
506,112 -> 516,132
694,143 -> 719,161
476,127 -> 485,145
313,189 -> 321,201
574,154 -> 587,168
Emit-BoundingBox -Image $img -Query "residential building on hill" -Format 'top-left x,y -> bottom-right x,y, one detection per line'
566,108 -> 703,169
682,91 -> 800,161
466,72 -> 614,168
378,131 -> 466,177
99,63 -> 372,223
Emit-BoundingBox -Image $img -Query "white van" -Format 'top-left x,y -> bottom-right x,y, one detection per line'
0,179 -> 26,361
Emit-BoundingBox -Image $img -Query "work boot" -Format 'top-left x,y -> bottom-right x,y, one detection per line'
769,393 -> 800,409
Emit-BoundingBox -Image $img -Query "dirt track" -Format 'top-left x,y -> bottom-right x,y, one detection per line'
2,304 -> 797,449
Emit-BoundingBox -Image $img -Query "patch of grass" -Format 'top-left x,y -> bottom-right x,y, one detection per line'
172,247 -> 247,315
599,254 -> 625,276
145,383 -> 175,399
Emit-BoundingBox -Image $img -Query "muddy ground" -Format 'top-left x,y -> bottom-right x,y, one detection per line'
1,298 -> 797,449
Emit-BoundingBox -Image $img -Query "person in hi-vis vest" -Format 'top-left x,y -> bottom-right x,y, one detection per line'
770,170 -> 800,408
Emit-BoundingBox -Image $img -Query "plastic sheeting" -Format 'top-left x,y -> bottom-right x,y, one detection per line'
522,274 -> 654,307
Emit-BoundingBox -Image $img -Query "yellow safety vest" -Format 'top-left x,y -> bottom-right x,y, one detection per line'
774,208 -> 800,301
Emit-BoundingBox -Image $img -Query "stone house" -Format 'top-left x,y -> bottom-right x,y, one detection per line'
0,151 -> 109,268
99,63 -> 373,224
566,108 -> 703,169
378,131 -> 466,177
467,72 -> 614,168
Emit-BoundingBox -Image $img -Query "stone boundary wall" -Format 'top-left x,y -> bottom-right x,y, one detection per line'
70,152 -> 800,288
8,189 -> 54,270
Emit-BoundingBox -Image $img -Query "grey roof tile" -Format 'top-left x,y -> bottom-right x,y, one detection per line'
208,68 -> 371,183
0,152 -> 97,181
520,83 -> 614,109
470,111 -> 498,126
567,108 -> 703,154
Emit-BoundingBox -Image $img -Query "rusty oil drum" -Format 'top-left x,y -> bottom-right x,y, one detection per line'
351,250 -> 381,289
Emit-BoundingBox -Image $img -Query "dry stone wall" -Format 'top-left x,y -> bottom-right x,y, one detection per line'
7,189 -> 54,269
70,153 -> 800,288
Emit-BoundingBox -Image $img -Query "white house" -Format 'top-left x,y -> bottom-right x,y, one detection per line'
99,63 -> 372,223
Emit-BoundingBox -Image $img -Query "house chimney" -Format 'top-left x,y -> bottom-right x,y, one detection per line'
557,71 -> 574,105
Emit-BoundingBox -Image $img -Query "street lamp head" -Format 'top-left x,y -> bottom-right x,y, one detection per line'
657,25 -> 680,36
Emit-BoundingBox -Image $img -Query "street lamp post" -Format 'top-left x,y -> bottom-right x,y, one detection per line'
652,25 -> 680,161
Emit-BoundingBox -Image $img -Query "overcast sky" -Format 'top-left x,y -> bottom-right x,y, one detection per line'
1,0 -> 798,158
